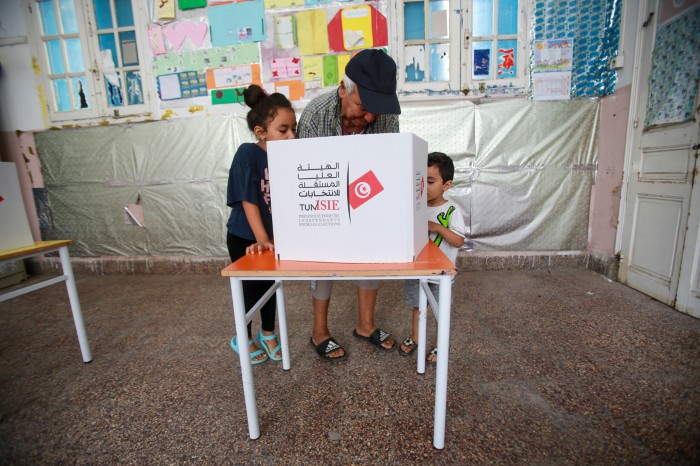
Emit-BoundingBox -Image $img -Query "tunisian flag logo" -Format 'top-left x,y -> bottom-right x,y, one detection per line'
348,170 -> 384,209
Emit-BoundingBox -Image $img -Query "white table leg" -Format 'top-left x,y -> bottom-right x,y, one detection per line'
433,274 -> 452,449
417,279 -> 428,374
275,281 -> 291,371
230,277 -> 259,439
58,246 -> 92,363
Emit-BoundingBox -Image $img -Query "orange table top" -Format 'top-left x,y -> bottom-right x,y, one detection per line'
221,242 -> 456,278
0,240 -> 73,261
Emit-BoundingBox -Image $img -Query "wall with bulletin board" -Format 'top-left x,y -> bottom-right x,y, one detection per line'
149,0 -> 389,110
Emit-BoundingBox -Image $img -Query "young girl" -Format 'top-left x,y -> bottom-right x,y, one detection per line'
226,84 -> 297,364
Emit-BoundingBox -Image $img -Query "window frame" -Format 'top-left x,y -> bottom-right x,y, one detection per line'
391,0 -> 530,96
26,0 -> 154,124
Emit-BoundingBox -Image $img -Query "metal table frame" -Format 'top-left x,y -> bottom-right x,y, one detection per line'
0,240 -> 92,363
221,242 -> 456,448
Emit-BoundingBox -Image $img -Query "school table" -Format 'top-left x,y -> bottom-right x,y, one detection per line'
0,240 -> 92,363
221,241 -> 457,449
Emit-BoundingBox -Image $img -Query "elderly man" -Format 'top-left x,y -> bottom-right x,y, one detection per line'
296,49 -> 401,361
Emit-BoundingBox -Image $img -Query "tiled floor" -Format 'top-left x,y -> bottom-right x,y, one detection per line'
1,268 -> 699,464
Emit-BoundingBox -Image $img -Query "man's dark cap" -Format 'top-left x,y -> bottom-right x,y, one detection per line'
345,49 -> 401,115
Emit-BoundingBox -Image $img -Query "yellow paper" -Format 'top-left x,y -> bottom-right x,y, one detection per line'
157,0 -> 176,20
341,6 -> 373,50
296,10 -> 329,56
265,0 -> 303,8
302,56 -> 324,89
337,53 -> 352,78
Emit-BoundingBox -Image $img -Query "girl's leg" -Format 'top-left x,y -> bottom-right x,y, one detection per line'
227,233 -> 267,361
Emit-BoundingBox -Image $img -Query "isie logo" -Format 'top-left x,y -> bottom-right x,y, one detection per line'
299,200 -> 340,211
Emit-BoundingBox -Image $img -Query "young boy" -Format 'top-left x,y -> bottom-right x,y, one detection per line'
399,152 -> 466,364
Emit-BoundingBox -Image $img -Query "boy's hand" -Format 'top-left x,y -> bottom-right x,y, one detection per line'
246,240 -> 274,254
428,221 -> 441,233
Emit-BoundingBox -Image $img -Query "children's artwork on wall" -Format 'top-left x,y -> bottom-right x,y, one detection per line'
270,56 -> 301,79
163,20 -> 210,52
296,10 -> 329,55
205,63 -> 261,89
275,16 -> 296,49
262,79 -> 304,100
212,87 -> 246,104
207,43 -> 260,68
322,54 -> 338,86
473,49 -> 490,77
302,55 -> 323,89
158,71 -> 207,100
179,0 -> 207,10
264,0 -> 304,8
153,53 -> 183,75
327,5 -> 388,52
209,1 -> 265,47
153,43 -> 260,75
532,38 -> 574,72
157,0 -> 177,20
148,25 -> 167,55
497,40 -> 517,79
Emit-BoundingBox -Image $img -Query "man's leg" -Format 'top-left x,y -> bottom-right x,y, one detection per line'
310,281 -> 345,359
355,286 -> 395,350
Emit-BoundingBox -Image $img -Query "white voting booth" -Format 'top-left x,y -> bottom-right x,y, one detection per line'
268,133 -> 428,263
0,162 -> 34,251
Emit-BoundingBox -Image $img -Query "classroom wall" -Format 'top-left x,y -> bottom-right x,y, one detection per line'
0,0 -> 640,269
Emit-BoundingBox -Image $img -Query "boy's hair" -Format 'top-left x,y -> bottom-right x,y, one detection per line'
428,152 -> 454,183
243,84 -> 293,133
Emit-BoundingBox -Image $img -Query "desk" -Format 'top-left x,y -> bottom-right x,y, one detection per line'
0,240 -> 92,363
221,242 -> 456,449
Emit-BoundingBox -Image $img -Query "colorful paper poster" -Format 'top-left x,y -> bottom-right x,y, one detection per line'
157,0 -> 176,20
296,10 -> 329,55
179,0 -> 207,9
262,79 -> 304,100
207,44 -> 260,68
181,50 -> 208,71
209,1 -> 265,47
275,16 -> 296,49
163,20 -> 209,52
205,63 -> 261,89
264,0 -> 303,8
270,56 -> 301,79
153,53 -> 182,75
322,54 -> 338,86
302,55 -> 323,89
337,53 -> 351,78
328,5 -> 388,52
148,25 -> 167,55
473,49 -> 490,77
157,71 -> 207,100
533,38 -> 574,73
532,71 -> 571,100
212,87 -> 246,104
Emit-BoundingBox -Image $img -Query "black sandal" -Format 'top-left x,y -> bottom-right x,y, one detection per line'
352,328 -> 396,352
310,337 -> 348,361
399,337 -> 417,356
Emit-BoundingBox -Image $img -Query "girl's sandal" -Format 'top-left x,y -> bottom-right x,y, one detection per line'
231,336 -> 268,365
256,330 -> 282,361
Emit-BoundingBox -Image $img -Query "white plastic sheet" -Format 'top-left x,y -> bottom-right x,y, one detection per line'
36,98 -> 598,257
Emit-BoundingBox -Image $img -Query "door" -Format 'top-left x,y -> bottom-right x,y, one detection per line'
618,0 -> 700,316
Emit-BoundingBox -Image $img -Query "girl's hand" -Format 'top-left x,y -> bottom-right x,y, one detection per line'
246,240 -> 274,254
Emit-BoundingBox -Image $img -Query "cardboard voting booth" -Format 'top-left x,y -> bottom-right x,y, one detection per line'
0,162 -> 34,251
268,133 -> 428,263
